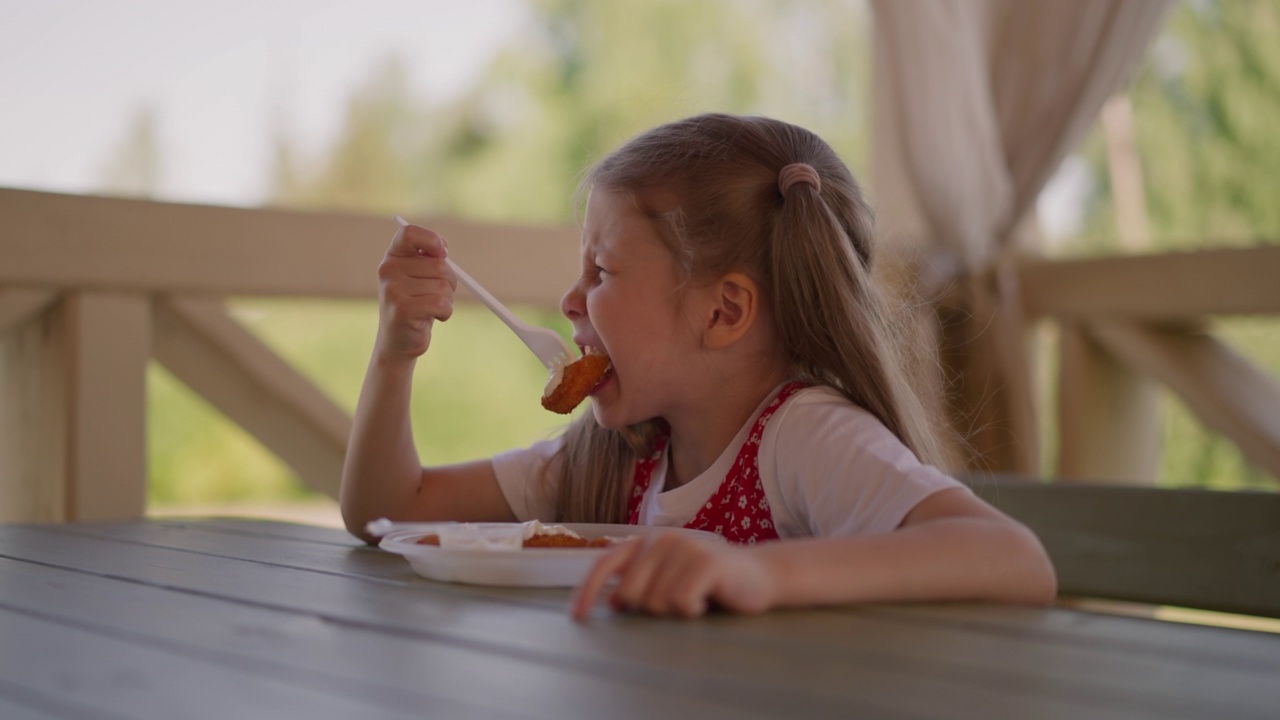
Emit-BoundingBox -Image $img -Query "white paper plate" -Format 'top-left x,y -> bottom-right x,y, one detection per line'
379,523 -> 723,587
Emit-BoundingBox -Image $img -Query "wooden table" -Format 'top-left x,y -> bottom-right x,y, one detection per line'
1,518 -> 1276,719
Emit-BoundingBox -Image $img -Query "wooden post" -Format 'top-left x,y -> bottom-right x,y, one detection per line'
1057,323 -> 1160,483
0,297 -> 70,522
938,275 -> 1040,477
0,290 -> 149,521
1101,94 -> 1150,252
64,291 -> 152,520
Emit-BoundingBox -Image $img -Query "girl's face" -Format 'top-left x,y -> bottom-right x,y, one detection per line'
560,189 -> 703,429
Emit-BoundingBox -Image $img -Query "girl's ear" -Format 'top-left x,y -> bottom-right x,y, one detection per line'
703,272 -> 758,350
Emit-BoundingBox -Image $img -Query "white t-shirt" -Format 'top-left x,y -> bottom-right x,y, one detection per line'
491,385 -> 965,538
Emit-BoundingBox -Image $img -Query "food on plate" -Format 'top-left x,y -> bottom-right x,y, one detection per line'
415,533 -> 612,548
523,534 -> 613,548
542,352 -> 611,414
414,520 -> 619,549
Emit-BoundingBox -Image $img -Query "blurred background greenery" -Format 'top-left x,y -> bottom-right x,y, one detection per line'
120,0 -> 1276,514
1052,0 -> 1280,491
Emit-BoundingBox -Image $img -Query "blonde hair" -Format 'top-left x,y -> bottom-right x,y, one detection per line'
548,113 -> 949,523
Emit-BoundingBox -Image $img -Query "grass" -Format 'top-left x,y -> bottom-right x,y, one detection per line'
147,298 -> 579,507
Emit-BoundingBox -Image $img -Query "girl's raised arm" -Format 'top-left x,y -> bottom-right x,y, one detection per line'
340,223 -> 516,543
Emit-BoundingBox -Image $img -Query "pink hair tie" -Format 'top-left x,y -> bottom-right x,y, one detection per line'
778,162 -> 821,195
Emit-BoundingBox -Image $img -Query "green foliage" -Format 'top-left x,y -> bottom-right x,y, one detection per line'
1056,0 -> 1280,490
148,364 -> 303,504
1072,0 -> 1280,250
1133,0 -> 1280,245
272,0 -> 872,223
149,0 -> 1279,506
148,300 -> 574,504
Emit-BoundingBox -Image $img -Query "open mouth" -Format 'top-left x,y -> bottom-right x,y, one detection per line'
589,367 -> 613,395
579,344 -> 612,395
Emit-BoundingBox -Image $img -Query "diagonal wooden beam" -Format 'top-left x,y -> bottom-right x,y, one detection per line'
152,296 -> 352,499
1087,320 -> 1280,479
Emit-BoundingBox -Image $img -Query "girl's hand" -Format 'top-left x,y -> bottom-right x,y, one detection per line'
375,224 -> 455,362
571,534 -> 780,620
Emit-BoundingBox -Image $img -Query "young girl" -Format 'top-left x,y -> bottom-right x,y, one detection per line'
341,113 -> 1056,619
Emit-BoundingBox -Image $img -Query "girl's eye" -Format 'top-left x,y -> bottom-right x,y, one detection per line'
594,265 -> 610,278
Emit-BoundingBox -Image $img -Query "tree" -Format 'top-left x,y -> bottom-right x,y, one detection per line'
272,55 -> 429,215
1064,0 -> 1280,490
1136,0 -> 1280,246
1074,0 -> 1280,252
270,0 -> 873,223
98,106 -> 161,198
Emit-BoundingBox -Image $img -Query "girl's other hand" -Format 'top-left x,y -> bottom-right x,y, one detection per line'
571,534 -> 779,620
375,224 -> 455,362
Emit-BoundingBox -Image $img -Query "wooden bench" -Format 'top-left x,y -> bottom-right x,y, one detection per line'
964,475 -> 1280,618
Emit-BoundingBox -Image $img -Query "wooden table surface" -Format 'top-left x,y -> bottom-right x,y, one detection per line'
1,518 -> 1276,719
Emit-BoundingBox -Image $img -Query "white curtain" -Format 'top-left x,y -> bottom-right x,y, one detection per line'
870,0 -> 1172,473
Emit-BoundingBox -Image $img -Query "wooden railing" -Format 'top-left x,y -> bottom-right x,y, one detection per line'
0,188 -> 578,522
2,187 -> 1278,522
1024,247 -> 1280,482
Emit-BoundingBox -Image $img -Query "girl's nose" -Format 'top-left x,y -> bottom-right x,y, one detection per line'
560,279 -> 585,320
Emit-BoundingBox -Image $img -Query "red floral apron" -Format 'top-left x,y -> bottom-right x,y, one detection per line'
626,382 -> 806,544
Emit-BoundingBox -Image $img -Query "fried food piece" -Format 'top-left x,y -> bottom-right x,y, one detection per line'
541,353 -> 611,414
522,534 -> 613,548
415,533 -> 613,548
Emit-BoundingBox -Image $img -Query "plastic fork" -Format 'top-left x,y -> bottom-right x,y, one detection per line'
394,216 -> 573,371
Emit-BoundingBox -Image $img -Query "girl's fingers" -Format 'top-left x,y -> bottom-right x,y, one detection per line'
378,291 -> 451,358
671,574 -> 714,618
637,538 -> 706,616
380,255 -> 454,285
573,535 -> 726,620
372,224 -> 454,361
401,278 -> 456,301
386,279 -> 453,310
380,259 -> 455,322
400,297 -> 452,322
402,256 -> 456,285
611,559 -> 664,614
387,224 -> 448,259
622,534 -> 707,613
571,538 -> 643,620
395,295 -> 453,324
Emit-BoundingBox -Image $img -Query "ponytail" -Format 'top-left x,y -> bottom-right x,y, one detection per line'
771,163 -> 949,469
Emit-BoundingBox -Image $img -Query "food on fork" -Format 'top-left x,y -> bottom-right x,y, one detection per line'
542,351 -> 611,414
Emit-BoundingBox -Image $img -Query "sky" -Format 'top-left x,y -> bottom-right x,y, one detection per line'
0,0 -> 1087,238
0,0 -> 526,207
